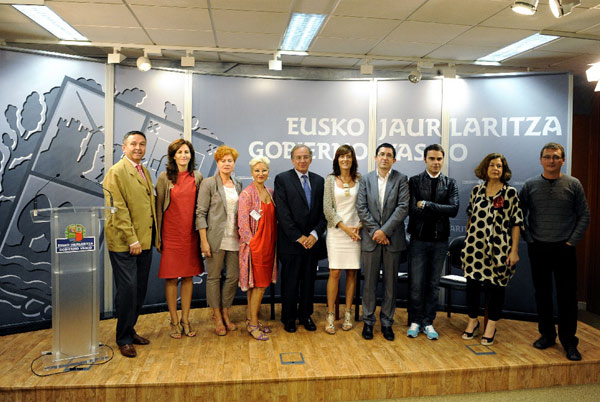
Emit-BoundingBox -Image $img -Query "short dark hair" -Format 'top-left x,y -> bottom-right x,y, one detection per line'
166,139 -> 196,183
474,153 -> 512,183
376,143 -> 396,158
540,142 -> 565,159
332,144 -> 359,182
424,144 -> 445,158
123,130 -> 146,143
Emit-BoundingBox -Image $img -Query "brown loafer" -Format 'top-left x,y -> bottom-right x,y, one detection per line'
119,344 -> 137,358
132,333 -> 150,345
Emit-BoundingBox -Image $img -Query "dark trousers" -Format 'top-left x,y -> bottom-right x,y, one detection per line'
109,249 -> 152,346
408,239 -> 448,326
466,278 -> 505,322
362,246 -> 402,327
528,241 -> 578,348
279,252 -> 317,324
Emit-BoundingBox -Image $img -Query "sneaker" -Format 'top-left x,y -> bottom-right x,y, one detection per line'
407,322 -> 420,338
422,325 -> 439,340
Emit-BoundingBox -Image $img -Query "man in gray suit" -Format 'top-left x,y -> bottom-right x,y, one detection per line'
357,143 -> 409,341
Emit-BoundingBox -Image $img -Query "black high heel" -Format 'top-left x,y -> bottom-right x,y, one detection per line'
481,329 -> 497,346
462,320 -> 480,340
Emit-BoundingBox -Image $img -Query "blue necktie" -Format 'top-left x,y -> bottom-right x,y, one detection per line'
302,174 -> 311,208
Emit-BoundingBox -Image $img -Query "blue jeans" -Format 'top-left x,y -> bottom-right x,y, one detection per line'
408,239 -> 448,327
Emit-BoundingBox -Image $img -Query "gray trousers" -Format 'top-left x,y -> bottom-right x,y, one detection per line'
361,246 -> 402,327
205,249 -> 239,309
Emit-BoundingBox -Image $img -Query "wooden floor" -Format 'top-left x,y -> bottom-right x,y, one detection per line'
1,305 -> 600,402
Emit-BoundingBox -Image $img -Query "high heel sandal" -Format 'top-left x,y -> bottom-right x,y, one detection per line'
180,320 -> 196,337
342,309 -> 353,331
224,320 -> 237,331
247,324 -> 269,341
214,317 -> 226,336
481,329 -> 497,346
169,320 -> 182,339
246,318 -> 271,333
462,320 -> 480,340
325,312 -> 336,335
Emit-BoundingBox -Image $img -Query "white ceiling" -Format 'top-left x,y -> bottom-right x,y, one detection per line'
1,0 -> 600,78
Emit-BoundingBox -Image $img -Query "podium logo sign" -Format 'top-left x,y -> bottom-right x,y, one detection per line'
56,224 -> 96,253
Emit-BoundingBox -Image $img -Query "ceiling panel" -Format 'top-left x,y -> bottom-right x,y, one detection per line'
546,7 -> 600,32
212,9 -> 288,34
333,0 -> 426,20
449,27 -> 535,47
408,0 -> 510,25
75,26 -> 152,45
216,31 -> 280,49
47,2 -> 139,27
481,4 -> 559,30
370,41 -> 442,58
210,0 -> 291,12
426,44 -> 499,60
318,16 -> 400,40
219,52 -> 271,63
385,21 -> 471,44
539,37 -> 600,54
294,0 -> 337,14
129,0 -> 208,6
310,36 -> 381,54
131,6 -> 211,30
503,49 -> 580,67
300,55 -> 360,67
146,29 -> 215,47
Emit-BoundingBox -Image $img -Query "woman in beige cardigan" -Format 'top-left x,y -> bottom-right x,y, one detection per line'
196,145 -> 242,336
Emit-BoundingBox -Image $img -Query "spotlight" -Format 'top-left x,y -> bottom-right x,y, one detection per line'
268,53 -> 282,71
181,50 -> 195,67
549,0 -> 581,18
360,59 -> 373,75
136,50 -> 151,72
511,0 -> 539,15
107,48 -> 125,64
408,69 -> 421,84
586,63 -> 600,82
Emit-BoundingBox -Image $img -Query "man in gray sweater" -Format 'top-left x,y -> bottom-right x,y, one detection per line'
519,142 -> 590,361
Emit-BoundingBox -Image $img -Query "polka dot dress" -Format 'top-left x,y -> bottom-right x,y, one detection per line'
461,183 -> 524,287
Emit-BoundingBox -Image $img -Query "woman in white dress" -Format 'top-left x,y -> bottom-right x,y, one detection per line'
323,145 -> 362,334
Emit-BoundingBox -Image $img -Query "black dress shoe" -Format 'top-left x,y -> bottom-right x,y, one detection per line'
382,325 -> 395,341
533,336 -> 556,349
362,324 -> 373,340
284,321 -> 297,333
566,345 -> 582,361
299,317 -> 317,331
132,333 -> 150,345
119,344 -> 137,358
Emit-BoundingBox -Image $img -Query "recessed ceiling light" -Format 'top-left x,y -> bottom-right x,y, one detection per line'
281,13 -> 326,51
13,5 -> 87,41
476,33 -> 559,63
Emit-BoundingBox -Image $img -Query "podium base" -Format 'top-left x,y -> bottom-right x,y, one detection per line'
41,347 -> 110,370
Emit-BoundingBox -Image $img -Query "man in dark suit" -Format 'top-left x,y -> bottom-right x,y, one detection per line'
104,130 -> 157,358
274,144 -> 327,333
357,143 -> 409,341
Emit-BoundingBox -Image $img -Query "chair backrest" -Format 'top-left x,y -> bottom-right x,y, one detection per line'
447,236 -> 466,272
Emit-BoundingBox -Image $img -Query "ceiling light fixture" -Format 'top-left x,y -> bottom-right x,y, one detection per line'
181,50 -> 195,67
595,81 -> 600,92
281,13 -> 326,51
360,59 -> 373,75
408,68 -> 421,84
268,53 -> 282,71
12,5 -> 87,41
443,64 -> 457,79
136,50 -> 151,72
107,47 -> 125,64
476,33 -> 559,63
586,63 -> 600,82
511,0 -> 539,15
549,0 -> 581,18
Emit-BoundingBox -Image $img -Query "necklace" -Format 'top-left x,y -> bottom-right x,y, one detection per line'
338,175 -> 352,196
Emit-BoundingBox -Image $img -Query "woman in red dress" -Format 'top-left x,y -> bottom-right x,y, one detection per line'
156,139 -> 203,338
238,156 -> 277,341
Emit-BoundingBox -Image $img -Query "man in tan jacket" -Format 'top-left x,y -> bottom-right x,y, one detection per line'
104,130 -> 157,358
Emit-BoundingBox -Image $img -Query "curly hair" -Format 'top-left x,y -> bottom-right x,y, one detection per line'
332,144 -> 359,182
214,145 -> 239,162
166,139 -> 196,183
474,153 -> 512,183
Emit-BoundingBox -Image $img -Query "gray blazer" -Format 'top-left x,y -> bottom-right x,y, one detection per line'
356,169 -> 409,253
195,174 -> 242,252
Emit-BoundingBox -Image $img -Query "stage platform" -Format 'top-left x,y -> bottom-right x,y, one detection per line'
1,305 -> 599,401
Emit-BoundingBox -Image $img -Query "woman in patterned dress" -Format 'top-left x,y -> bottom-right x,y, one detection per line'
461,153 -> 523,346
238,156 -> 277,341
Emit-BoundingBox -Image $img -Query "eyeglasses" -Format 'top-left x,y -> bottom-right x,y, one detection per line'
541,155 -> 563,161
